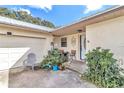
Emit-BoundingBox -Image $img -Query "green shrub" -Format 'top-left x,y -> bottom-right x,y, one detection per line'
41,48 -> 65,69
84,47 -> 124,88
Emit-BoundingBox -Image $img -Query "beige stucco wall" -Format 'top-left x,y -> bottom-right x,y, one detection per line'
0,26 -> 53,49
0,25 -> 53,68
86,16 -> 124,67
54,32 -> 85,60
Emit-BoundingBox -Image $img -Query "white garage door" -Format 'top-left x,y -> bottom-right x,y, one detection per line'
0,35 -> 47,70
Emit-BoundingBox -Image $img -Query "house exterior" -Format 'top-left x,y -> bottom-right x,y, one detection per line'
0,16 -> 54,69
52,6 -> 124,63
0,6 -> 124,70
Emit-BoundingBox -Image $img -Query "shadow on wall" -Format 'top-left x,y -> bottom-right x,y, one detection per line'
118,58 -> 124,68
11,47 -> 31,68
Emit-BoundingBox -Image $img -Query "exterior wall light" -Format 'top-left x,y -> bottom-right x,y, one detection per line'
77,29 -> 82,33
7,32 -> 12,36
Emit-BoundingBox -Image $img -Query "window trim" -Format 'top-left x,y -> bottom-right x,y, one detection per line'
61,37 -> 67,47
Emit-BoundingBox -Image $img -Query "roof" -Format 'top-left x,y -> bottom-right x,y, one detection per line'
0,5 -> 123,35
0,16 -> 55,33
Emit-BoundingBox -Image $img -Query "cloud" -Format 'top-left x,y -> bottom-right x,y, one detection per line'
12,8 -> 31,14
84,5 -> 103,14
29,5 -> 52,12
30,5 -> 102,13
18,8 -> 31,14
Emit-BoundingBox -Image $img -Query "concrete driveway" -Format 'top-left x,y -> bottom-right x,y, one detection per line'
0,70 -> 9,88
9,69 -> 96,88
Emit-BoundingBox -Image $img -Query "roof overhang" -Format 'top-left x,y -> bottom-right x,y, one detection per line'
0,16 -> 55,34
52,6 -> 124,36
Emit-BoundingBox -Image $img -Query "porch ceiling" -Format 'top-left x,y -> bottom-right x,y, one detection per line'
52,6 -> 124,36
52,26 -> 85,36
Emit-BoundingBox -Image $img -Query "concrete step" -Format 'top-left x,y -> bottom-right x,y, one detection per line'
64,61 -> 87,75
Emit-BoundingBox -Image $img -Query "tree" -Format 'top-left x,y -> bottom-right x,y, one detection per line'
0,7 -> 55,28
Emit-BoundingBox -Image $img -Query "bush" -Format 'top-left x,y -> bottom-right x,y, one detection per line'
84,47 -> 124,88
41,48 -> 65,69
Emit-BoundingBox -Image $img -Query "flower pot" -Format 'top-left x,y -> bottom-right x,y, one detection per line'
58,63 -> 65,70
52,65 -> 59,71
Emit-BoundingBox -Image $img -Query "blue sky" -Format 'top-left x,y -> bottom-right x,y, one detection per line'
0,5 -> 115,26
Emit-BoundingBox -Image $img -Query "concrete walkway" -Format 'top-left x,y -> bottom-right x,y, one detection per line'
9,69 -> 96,88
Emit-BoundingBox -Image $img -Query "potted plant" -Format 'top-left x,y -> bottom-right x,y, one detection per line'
41,48 -> 65,71
58,63 -> 65,70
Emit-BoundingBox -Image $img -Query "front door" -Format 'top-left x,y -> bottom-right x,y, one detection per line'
80,35 -> 86,60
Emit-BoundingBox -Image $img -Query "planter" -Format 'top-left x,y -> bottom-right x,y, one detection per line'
52,65 -> 59,71
58,63 -> 65,70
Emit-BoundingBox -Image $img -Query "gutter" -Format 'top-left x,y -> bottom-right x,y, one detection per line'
0,16 -> 55,33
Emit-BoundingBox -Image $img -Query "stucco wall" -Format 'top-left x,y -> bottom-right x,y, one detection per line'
86,16 -> 124,67
0,26 -> 53,68
54,32 -> 85,60
0,26 -> 53,50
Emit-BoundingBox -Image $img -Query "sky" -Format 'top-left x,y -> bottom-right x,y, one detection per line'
0,5 -> 115,27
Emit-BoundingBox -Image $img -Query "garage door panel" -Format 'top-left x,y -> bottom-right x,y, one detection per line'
0,48 -> 9,53
9,48 -> 30,53
0,50 -> 9,70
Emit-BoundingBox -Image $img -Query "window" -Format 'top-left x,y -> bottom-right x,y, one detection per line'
61,37 -> 67,47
